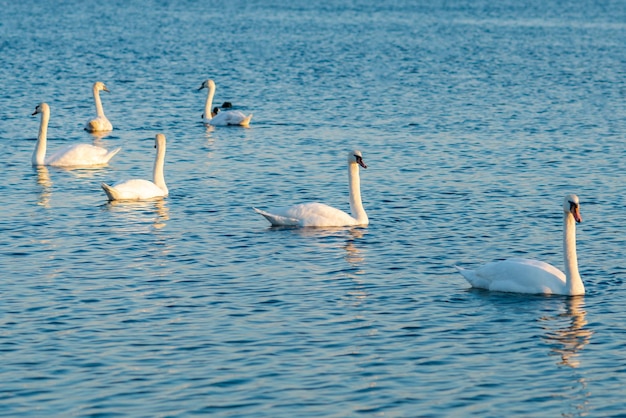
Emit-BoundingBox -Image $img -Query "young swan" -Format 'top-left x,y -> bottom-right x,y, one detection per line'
85,81 -> 113,132
31,102 -> 120,167
198,79 -> 252,126
101,134 -> 168,201
254,150 -> 369,227
456,194 -> 585,296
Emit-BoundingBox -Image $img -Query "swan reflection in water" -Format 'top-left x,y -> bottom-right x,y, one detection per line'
35,166 -> 52,208
540,296 -> 592,368
105,198 -> 170,230
343,228 -> 366,266
290,226 -> 368,302
539,296 -> 593,417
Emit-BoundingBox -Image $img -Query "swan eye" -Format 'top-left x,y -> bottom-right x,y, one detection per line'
569,201 -> 578,210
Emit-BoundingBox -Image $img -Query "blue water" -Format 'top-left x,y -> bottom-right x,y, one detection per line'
2,0 -> 626,416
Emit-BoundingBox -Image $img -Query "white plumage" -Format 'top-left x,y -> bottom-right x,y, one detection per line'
31,102 -> 120,167
198,79 -> 252,126
254,150 -> 369,227
101,134 -> 168,201
85,81 -> 113,132
456,194 -> 585,296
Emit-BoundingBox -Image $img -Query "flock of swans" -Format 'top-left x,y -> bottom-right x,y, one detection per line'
30,80 -> 586,297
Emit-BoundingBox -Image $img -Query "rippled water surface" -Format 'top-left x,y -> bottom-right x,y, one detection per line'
2,0 -> 626,416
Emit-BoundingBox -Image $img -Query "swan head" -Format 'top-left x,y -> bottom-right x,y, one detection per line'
32,102 -> 49,116
348,150 -> 367,169
198,79 -> 215,91
155,133 -> 166,150
563,194 -> 582,223
94,81 -> 109,93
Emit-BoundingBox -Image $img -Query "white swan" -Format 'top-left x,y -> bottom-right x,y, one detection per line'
254,150 -> 369,227
456,194 -> 585,296
198,79 -> 252,126
101,133 -> 168,201
85,81 -> 113,132
31,102 -> 121,167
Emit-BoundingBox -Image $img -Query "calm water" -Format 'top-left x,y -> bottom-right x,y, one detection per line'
2,0 -> 626,416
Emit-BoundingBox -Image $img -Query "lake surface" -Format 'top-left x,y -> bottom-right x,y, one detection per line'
2,0 -> 626,416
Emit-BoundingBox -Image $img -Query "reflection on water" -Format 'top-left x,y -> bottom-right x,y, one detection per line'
539,297 -> 593,417
344,228 -> 365,266
105,198 -> 170,230
88,131 -> 112,144
540,296 -> 592,368
204,124 -> 216,138
152,199 -> 169,229
35,166 -> 52,208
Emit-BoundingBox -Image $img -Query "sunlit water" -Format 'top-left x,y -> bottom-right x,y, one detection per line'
2,0 -> 626,416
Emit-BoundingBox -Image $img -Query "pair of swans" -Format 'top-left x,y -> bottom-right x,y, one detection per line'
85,81 -> 112,132
32,102 -> 167,200
198,79 -> 252,126
255,152 -> 585,296
456,194 -> 585,296
101,133 -> 168,201
254,150 -> 369,227
31,102 -> 120,167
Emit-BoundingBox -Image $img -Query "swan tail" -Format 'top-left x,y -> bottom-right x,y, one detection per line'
105,147 -> 122,162
253,207 -> 299,226
240,114 -> 253,126
101,183 -> 120,201
455,265 -> 488,289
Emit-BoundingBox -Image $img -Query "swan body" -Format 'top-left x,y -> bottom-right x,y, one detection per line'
101,134 -> 168,201
254,150 -> 369,227
85,81 -> 113,132
198,79 -> 252,126
31,103 -> 120,167
456,194 -> 585,296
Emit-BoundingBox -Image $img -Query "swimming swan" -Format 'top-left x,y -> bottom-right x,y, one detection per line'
85,81 -> 113,132
456,194 -> 585,296
31,102 -> 120,167
101,133 -> 168,201
254,150 -> 369,227
198,79 -> 252,126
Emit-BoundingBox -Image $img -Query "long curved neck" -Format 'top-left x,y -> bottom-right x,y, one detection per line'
348,162 -> 368,225
204,85 -> 215,121
564,212 -> 584,295
153,142 -> 168,194
32,109 -> 49,165
93,86 -> 106,117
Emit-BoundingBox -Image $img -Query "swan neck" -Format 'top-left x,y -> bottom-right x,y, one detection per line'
204,85 -> 215,121
153,142 -> 168,194
563,212 -> 584,295
93,86 -> 105,117
32,109 -> 49,165
348,162 -> 368,224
